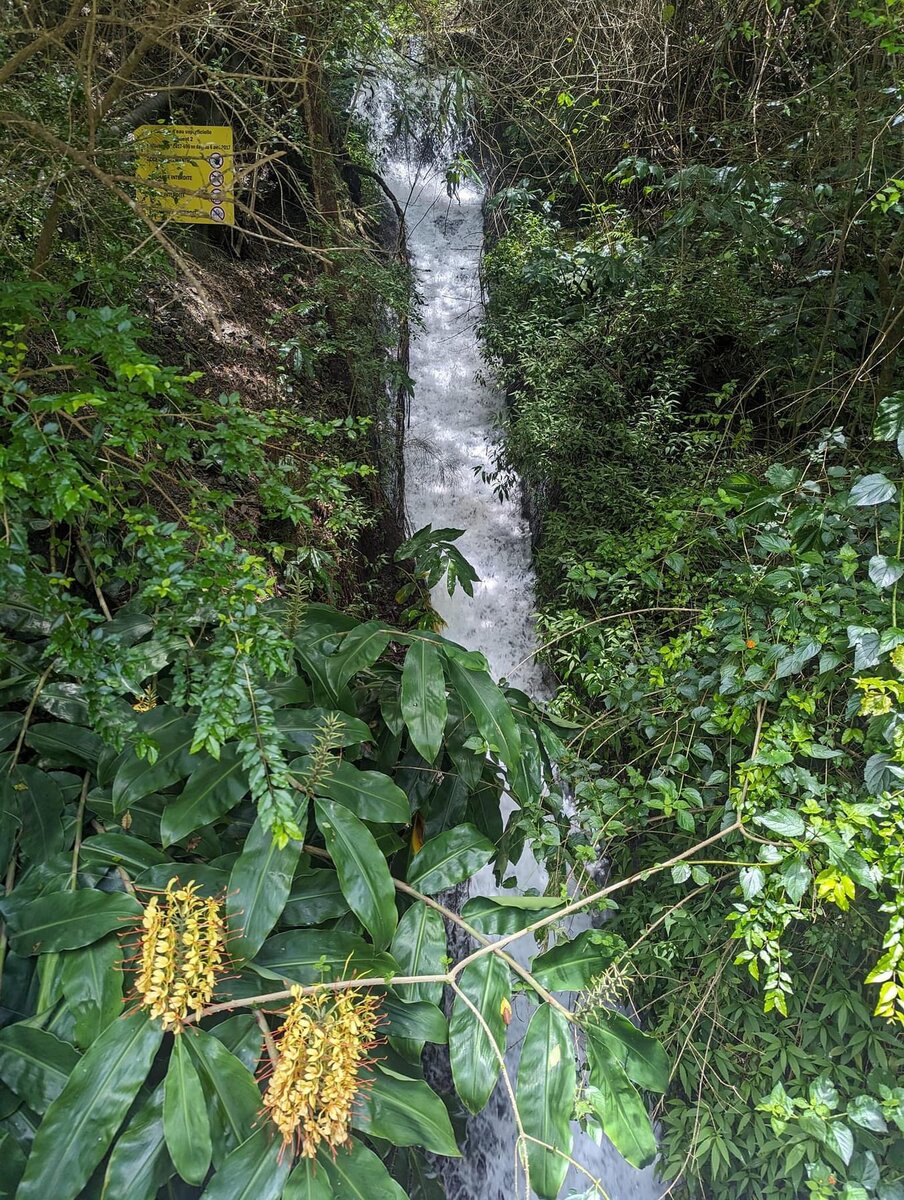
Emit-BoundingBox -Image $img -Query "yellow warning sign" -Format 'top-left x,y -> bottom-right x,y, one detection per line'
135,125 -> 235,226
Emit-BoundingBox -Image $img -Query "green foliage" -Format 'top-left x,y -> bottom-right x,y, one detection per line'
0,577 -> 666,1197
542,433 -> 904,1197
0,290 -> 375,838
394,525 -> 480,628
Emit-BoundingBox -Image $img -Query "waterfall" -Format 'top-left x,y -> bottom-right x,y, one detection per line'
360,61 -> 663,1200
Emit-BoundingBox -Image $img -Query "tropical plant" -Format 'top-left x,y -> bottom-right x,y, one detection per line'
0,588 -> 675,1199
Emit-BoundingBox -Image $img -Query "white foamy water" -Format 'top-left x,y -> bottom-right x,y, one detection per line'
359,61 -> 663,1200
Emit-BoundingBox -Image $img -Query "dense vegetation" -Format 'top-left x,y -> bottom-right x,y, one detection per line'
0,2 -> 902,1200
464,0 -> 904,1195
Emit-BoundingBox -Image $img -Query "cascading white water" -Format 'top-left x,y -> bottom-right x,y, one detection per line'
361,61 -> 663,1200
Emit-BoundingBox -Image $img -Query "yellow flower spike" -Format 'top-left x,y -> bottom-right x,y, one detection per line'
262,986 -> 382,1159
135,878 -> 228,1032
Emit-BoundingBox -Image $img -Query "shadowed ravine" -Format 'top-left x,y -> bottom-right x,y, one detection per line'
360,66 -> 664,1200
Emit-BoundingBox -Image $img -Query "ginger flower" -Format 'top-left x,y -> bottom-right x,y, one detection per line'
262,986 -> 381,1159
136,878 -> 227,1032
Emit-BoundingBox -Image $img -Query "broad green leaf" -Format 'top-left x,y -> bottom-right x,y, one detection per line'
302,759 -> 409,824
5,889 -> 142,956
275,708 -> 371,751
209,1015 -> 262,1074
283,868 -> 350,925
354,1066 -> 460,1155
517,1005 -> 575,1199
7,766 -> 65,864
531,929 -> 623,991
161,746 -> 247,846
78,833 -> 169,876
24,723 -> 103,768
198,1128 -> 290,1200
0,713 -> 20,751
781,857 -> 811,903
583,1011 -> 669,1093
314,798 -> 397,950
445,658 -> 521,774
849,473 -> 897,506
185,1028 -> 261,1163
164,1036 -> 212,1186
775,638 -> 821,679
284,1159 -> 332,1200
227,814 -> 302,960
111,708 -> 198,812
823,1121 -> 854,1165
0,1129 -> 26,1198
140,862 -> 229,897
449,956 -> 510,1113
406,824 -> 494,894
17,1010 -> 163,1200
848,1095 -> 888,1132
0,1026 -> 79,1114
401,640 -> 447,764
60,935 -> 123,1048
739,866 -> 765,900
754,808 -> 805,838
322,1136 -> 407,1200
869,554 -> 904,589
585,1039 -> 656,1168
328,621 -> 392,688
101,1084 -> 172,1200
390,902 -> 447,1004
381,994 -> 447,1044
256,929 -> 398,984
461,894 -> 565,936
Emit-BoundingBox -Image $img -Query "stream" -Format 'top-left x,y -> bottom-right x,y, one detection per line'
361,63 -> 664,1200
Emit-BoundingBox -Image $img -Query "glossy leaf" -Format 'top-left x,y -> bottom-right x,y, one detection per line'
256,929 -> 398,984
304,759 -> 409,824
0,1026 -> 79,1114
585,1038 -> 656,1169
4,888 -> 142,956
209,1015 -> 262,1074
59,935 -> 123,1048
353,1066 -> 460,1156
400,640 -> 447,763
583,1011 -> 669,1093
276,707 -> 371,751
111,708 -> 198,812
0,1129 -> 26,1198
390,902 -> 447,1004
314,798 -> 397,950
23,723 -> 103,768
284,1158 -> 333,1200
283,868 -> 349,925
164,1036 -> 212,1185
449,956 -> 510,1113
101,1084 -> 172,1200
78,832 -> 169,876
462,894 -> 565,936
381,994 -> 448,1044
17,1010 -> 163,1200
445,658 -> 521,773
197,1128 -> 291,1200
227,814 -> 302,960
406,824 -> 495,894
185,1028 -> 261,1163
531,929 -> 623,991
161,746 -> 247,846
9,766 -> 65,864
517,1005 -> 575,1199
328,621 -> 392,688
322,1136 -> 407,1200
